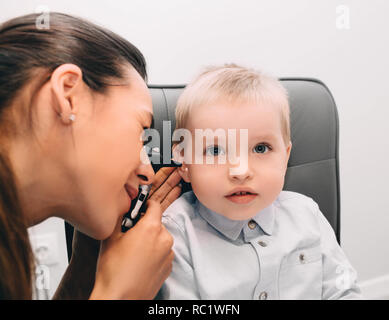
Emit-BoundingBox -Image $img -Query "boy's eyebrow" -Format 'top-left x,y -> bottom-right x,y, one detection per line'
251,133 -> 278,140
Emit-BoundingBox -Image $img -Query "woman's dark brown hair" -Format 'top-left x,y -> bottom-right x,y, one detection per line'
0,12 -> 147,299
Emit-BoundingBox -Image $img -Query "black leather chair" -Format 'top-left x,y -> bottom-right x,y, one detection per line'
65,78 -> 341,260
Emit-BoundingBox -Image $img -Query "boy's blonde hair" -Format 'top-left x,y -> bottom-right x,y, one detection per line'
175,64 -> 291,145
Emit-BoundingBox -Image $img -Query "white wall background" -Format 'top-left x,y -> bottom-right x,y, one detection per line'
1,0 -> 388,299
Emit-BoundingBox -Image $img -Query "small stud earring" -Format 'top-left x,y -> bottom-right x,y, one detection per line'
69,114 -> 76,122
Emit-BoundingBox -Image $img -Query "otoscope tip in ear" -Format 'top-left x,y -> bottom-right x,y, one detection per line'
170,158 -> 183,167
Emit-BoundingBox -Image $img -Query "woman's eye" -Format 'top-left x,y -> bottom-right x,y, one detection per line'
142,129 -> 152,145
143,145 -> 152,156
205,145 -> 226,156
253,143 -> 271,154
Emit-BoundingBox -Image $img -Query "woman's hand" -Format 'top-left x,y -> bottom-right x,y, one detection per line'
90,167 -> 182,299
148,166 -> 183,212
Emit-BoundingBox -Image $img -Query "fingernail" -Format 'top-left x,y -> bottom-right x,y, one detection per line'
178,183 -> 183,188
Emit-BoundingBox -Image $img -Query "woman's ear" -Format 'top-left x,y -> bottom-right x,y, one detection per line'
50,64 -> 83,125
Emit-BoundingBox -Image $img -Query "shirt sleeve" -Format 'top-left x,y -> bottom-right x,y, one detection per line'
312,201 -> 364,300
158,215 -> 201,300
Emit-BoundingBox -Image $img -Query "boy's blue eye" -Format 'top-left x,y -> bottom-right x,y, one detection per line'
205,145 -> 226,156
253,143 -> 270,154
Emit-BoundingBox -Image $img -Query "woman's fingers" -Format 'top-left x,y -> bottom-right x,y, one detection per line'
94,168 -> 180,298
149,167 -> 182,203
136,199 -> 163,227
93,198 -> 175,299
149,167 -> 176,196
160,185 -> 182,213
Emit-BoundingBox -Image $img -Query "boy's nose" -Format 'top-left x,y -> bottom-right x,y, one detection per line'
228,166 -> 254,182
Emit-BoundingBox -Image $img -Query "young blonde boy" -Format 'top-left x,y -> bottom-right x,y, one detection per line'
159,64 -> 362,300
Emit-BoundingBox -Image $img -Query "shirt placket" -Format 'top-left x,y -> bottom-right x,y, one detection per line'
244,220 -> 279,300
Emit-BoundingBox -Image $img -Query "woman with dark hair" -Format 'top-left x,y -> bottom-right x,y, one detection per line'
0,12 -> 181,299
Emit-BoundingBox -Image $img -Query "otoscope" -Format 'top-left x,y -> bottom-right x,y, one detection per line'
121,184 -> 152,232
121,146 -> 182,232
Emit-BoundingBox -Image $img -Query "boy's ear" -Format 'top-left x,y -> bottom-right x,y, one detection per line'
177,163 -> 190,183
172,144 -> 190,183
285,141 -> 292,167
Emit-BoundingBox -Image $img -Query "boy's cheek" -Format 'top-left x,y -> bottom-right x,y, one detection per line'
189,167 -> 220,188
262,174 -> 286,198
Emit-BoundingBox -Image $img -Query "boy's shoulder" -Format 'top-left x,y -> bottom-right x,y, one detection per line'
276,190 -> 317,206
162,190 -> 199,226
275,190 -> 323,228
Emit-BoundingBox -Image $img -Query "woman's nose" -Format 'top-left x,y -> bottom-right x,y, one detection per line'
136,162 -> 155,184
135,145 -> 156,184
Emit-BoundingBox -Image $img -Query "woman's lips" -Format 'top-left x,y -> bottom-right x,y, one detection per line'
120,185 -> 138,215
225,193 -> 258,204
125,185 -> 139,201
124,185 -> 139,212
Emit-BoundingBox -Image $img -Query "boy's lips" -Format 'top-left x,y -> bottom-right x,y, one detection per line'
225,187 -> 258,197
224,187 -> 258,204
225,193 -> 258,204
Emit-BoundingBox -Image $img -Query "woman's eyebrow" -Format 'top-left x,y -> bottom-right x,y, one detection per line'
143,111 -> 154,129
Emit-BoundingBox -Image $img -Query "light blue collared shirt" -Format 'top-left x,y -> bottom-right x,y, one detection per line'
159,190 -> 363,300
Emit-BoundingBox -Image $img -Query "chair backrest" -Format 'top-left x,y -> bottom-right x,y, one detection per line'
149,78 -> 341,243
65,78 -> 341,260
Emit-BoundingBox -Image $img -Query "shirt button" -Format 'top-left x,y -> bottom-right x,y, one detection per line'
258,291 -> 268,300
248,220 -> 256,229
299,253 -> 306,263
258,240 -> 267,247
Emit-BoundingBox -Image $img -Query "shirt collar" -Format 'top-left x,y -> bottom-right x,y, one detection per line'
196,199 -> 275,241
251,203 -> 275,236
